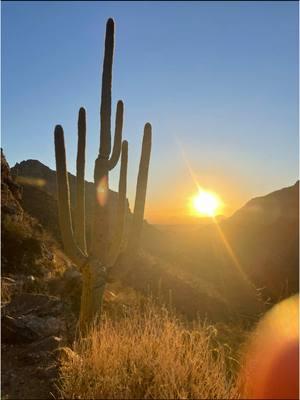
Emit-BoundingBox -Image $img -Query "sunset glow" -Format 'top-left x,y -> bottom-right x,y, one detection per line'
191,190 -> 222,217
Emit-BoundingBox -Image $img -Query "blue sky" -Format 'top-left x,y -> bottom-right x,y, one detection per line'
2,1 -> 299,222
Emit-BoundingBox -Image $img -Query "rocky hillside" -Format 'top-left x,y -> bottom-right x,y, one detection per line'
1,150 -> 80,398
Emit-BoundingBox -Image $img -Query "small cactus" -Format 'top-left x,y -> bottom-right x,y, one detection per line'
54,18 -> 152,332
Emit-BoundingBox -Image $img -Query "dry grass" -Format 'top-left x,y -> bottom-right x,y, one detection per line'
59,301 -> 240,399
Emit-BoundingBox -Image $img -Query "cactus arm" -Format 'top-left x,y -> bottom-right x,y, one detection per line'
108,100 -> 123,171
90,18 -> 115,261
127,123 -> 152,253
99,18 -> 114,159
75,107 -> 87,253
54,125 -> 88,268
108,140 -> 128,267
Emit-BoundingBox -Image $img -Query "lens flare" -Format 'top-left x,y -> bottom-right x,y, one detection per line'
240,295 -> 299,399
96,176 -> 108,206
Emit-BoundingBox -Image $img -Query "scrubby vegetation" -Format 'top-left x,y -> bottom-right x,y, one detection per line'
59,300 -> 242,399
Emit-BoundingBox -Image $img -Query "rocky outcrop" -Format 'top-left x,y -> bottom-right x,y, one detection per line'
1,289 -> 75,399
1,149 -> 23,222
1,151 -> 79,399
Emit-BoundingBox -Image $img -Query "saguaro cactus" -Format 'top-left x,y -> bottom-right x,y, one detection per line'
54,18 -> 152,332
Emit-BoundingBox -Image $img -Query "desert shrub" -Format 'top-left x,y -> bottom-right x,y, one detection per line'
59,300 -> 240,399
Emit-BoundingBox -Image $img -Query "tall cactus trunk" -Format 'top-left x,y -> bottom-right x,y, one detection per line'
79,261 -> 107,333
79,267 -> 94,333
75,108 -> 87,253
54,18 -> 152,334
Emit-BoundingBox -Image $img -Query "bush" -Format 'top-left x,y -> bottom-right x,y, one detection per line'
59,301 -> 240,399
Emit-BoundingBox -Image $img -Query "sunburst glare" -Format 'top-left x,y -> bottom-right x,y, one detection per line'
191,190 -> 222,217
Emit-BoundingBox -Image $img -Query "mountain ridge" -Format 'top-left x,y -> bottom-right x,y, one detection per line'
10,157 -> 299,304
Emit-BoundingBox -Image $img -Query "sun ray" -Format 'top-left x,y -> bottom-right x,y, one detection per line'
211,216 -> 255,287
175,139 -> 254,286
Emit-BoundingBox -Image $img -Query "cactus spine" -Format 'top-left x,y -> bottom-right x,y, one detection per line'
54,18 -> 152,333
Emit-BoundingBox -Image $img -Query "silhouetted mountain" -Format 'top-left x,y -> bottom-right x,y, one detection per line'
10,158 -> 298,315
11,159 -> 131,244
230,182 -> 299,225
171,182 -> 299,303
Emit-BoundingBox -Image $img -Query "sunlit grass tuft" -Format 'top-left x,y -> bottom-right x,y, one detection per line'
59,300 -> 240,399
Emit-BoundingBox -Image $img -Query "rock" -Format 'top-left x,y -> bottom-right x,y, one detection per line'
2,315 -> 40,343
25,315 -> 64,337
63,266 -> 81,282
2,313 -> 65,344
3,293 -> 64,317
20,336 -> 65,364
27,336 -> 63,352
35,364 -> 59,381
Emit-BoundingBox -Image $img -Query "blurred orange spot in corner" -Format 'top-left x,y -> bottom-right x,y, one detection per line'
96,176 -> 108,207
240,295 -> 299,399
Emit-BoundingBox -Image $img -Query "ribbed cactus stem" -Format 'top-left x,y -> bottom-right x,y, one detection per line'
108,140 -> 128,266
75,107 -> 87,253
128,123 -> 152,252
54,125 -> 87,268
54,18 -> 153,334
108,100 -> 124,170
91,18 -> 122,263
99,18 -> 114,158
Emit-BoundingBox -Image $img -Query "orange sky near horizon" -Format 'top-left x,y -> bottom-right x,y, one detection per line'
142,171 -> 252,225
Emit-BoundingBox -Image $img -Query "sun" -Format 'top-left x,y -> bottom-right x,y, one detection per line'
191,190 -> 221,217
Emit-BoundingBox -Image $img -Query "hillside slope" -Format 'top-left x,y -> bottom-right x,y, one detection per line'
165,182 -> 299,302
10,158 -> 268,322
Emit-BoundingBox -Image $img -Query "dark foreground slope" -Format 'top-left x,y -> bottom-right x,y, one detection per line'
1,150 -> 76,399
